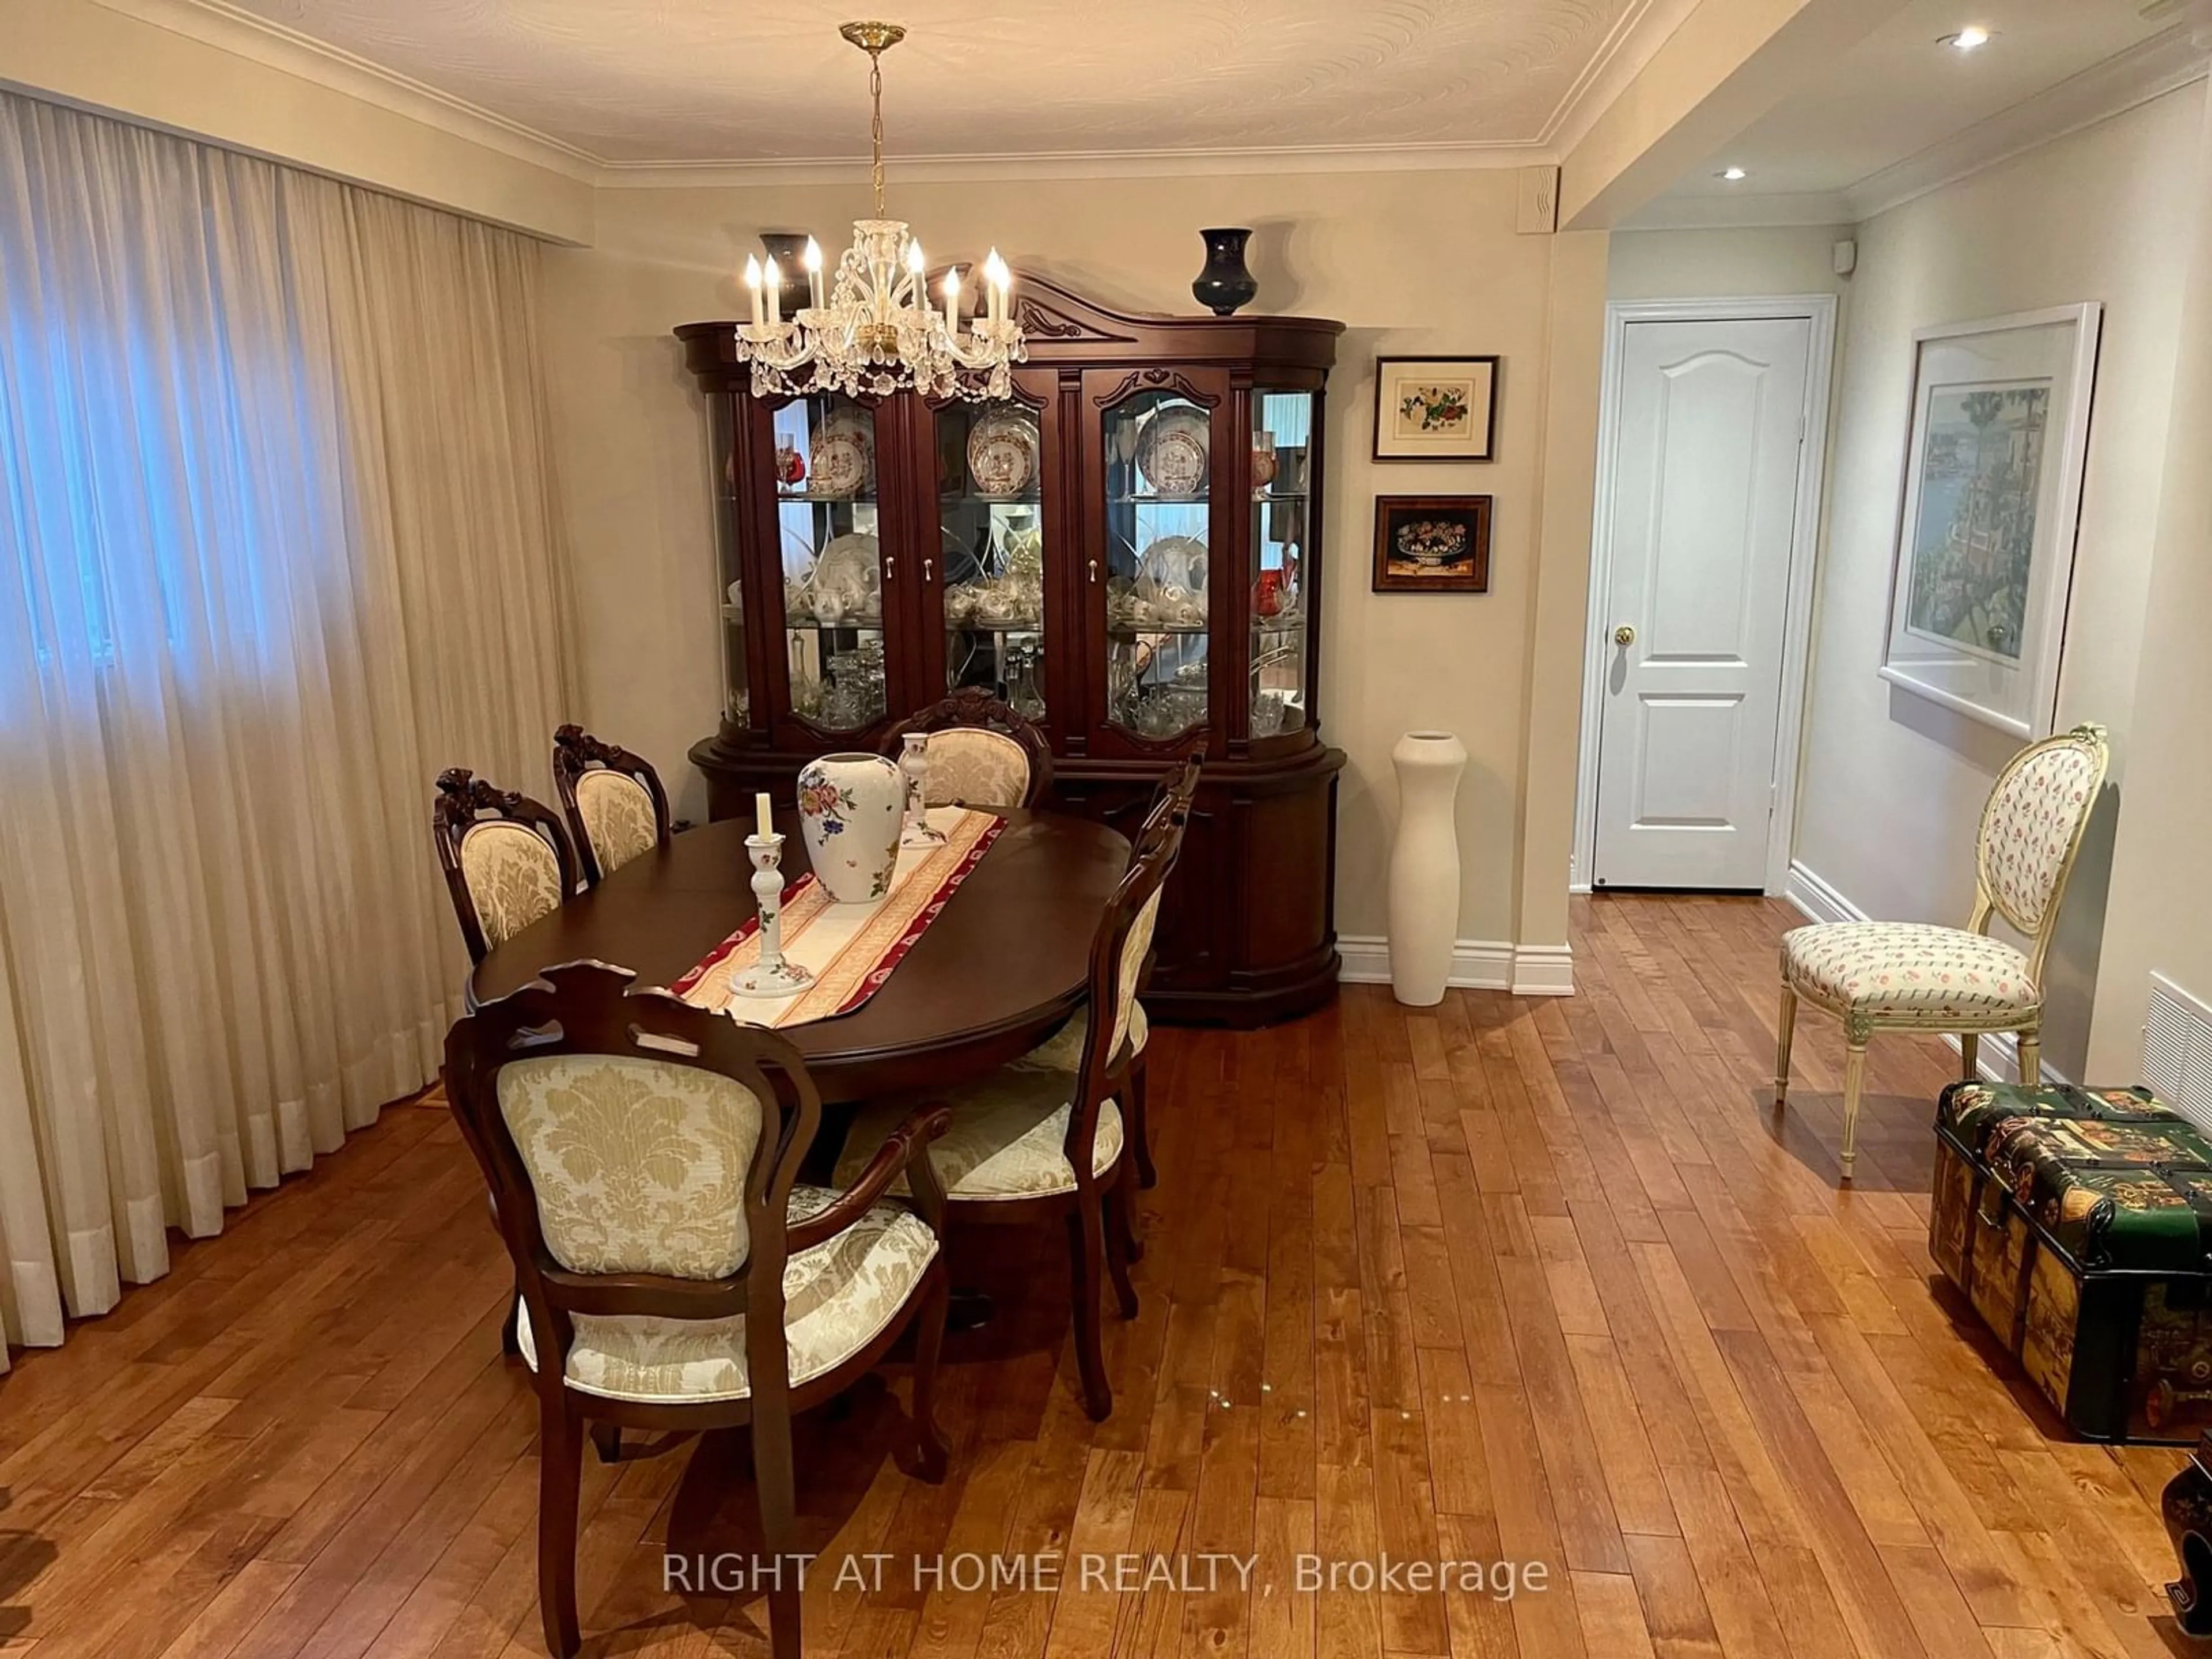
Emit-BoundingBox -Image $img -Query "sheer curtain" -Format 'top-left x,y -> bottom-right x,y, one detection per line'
0,92 -> 571,1366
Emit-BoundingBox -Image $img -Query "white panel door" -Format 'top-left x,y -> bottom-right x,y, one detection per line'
1592,317 -> 1810,890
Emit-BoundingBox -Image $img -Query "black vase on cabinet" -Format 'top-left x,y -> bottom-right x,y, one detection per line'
1192,228 -> 1257,317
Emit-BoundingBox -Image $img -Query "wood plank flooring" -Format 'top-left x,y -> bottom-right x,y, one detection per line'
0,893 -> 2191,1658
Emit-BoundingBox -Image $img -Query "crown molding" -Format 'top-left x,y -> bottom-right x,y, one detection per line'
1619,188 -> 1854,230
594,139 -> 1552,190
1843,21 -> 2212,221
1541,0 -> 1703,156
101,0 -> 600,179
134,0 -> 1576,195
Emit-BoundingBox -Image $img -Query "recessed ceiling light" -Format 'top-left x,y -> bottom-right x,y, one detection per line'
1941,25 -> 1994,51
1718,166 -> 1748,181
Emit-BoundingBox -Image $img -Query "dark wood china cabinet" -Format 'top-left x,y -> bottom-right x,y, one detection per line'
675,275 -> 1346,1025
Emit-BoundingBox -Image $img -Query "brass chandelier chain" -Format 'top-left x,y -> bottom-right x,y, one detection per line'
839,20 -> 906,218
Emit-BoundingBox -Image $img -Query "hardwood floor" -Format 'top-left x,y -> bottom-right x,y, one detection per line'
0,892 -> 2190,1658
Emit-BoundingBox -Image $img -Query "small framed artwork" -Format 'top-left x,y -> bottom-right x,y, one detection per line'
1373,495 -> 1492,593
1879,303 -> 2101,737
1373,356 -> 1499,460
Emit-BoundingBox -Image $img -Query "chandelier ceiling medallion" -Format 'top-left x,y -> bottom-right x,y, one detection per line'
737,21 -> 1025,402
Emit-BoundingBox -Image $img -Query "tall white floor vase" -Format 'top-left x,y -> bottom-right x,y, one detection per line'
1388,731 -> 1467,1006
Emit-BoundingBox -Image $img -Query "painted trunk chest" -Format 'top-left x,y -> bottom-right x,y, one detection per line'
1930,1081 -> 2212,1444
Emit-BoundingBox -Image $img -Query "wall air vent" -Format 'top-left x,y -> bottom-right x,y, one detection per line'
2146,972 -> 2212,1133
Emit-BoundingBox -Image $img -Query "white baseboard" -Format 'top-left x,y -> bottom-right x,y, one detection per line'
1782,862 -> 2069,1086
1783,860 -> 1868,925
1512,944 -> 1575,997
1338,937 -> 1574,997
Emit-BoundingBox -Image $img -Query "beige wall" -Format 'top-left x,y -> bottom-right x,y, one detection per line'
1607,224 -> 1851,301
541,171 -> 1604,948
2088,85 -> 2212,1079
1791,86 -> 2207,1077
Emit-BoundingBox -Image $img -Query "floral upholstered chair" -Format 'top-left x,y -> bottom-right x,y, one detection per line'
551,724 -> 672,887
445,960 -> 952,1659
1777,723 -> 2109,1181
882,688 -> 1052,810
431,767 -> 579,964
833,803 -> 1187,1420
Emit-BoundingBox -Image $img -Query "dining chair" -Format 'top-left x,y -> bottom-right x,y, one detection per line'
881,687 -> 1053,809
832,810 -> 1188,1420
445,960 -> 953,1659
1777,722 -> 2109,1181
551,724 -> 672,887
431,767 -> 579,964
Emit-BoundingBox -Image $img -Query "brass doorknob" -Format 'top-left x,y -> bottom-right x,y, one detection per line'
1614,624 -> 1637,647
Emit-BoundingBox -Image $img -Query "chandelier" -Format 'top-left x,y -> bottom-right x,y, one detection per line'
736,21 -> 1025,402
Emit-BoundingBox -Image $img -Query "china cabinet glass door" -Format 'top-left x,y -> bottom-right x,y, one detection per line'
933,397 -> 1048,723
772,392 -> 889,734
1251,389 -> 1314,739
1096,378 -> 1222,748
709,393 -> 753,732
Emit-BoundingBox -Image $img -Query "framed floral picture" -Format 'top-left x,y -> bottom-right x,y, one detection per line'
1373,495 -> 1492,593
1878,304 -> 2101,737
1373,356 -> 1499,460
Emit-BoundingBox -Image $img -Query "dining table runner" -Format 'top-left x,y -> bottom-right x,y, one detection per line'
671,806 -> 1005,1028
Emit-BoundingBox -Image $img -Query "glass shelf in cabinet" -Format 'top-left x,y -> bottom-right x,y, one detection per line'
1109,492 -> 1210,506
783,619 -> 886,632
1108,622 -> 1210,637
777,490 -> 880,505
946,620 -> 1043,634
940,491 -> 1043,507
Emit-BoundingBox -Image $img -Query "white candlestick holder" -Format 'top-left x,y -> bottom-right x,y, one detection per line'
732,832 -> 815,998
899,732 -> 946,847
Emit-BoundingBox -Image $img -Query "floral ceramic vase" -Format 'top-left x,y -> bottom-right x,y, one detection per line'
796,752 -> 904,903
1388,731 -> 1467,1006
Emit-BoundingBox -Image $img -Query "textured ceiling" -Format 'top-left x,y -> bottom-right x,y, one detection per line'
219,0 -> 1643,164
1657,0 -> 2179,202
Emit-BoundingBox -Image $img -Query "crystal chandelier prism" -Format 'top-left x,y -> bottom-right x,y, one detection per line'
736,21 -> 1026,402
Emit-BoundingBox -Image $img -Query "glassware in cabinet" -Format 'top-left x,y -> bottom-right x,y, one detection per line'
1250,389 -> 1313,740
771,392 -> 888,732
933,398 -> 1047,722
1102,388 -> 1213,742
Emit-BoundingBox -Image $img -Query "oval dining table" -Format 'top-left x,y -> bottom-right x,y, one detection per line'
469,808 -> 1132,1103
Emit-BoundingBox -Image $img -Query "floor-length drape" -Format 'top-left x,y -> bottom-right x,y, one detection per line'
0,92 -> 571,1366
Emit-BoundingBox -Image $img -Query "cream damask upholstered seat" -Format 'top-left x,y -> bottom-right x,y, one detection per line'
445,961 -> 952,1659
431,768 -> 579,963
835,1070 -> 1127,1202
514,1183 -> 936,1403
882,688 -> 1052,810
1777,724 -> 2109,1181
552,725 -> 673,887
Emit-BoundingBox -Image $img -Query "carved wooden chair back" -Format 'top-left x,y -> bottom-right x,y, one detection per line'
431,767 -> 578,964
1968,722 -> 2110,980
551,725 -> 673,887
1062,810 -> 1188,1183
883,688 -> 1054,809
443,960 -> 826,1412
1138,756 -> 1202,846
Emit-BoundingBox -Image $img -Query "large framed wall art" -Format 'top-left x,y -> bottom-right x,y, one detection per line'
1878,303 -> 2102,738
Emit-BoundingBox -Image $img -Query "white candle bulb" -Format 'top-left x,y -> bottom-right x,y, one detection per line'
943,267 -> 961,331
763,257 -> 782,326
906,238 -> 926,279
755,791 -> 773,839
984,248 -> 1009,323
743,254 -> 764,328
802,236 -> 824,309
